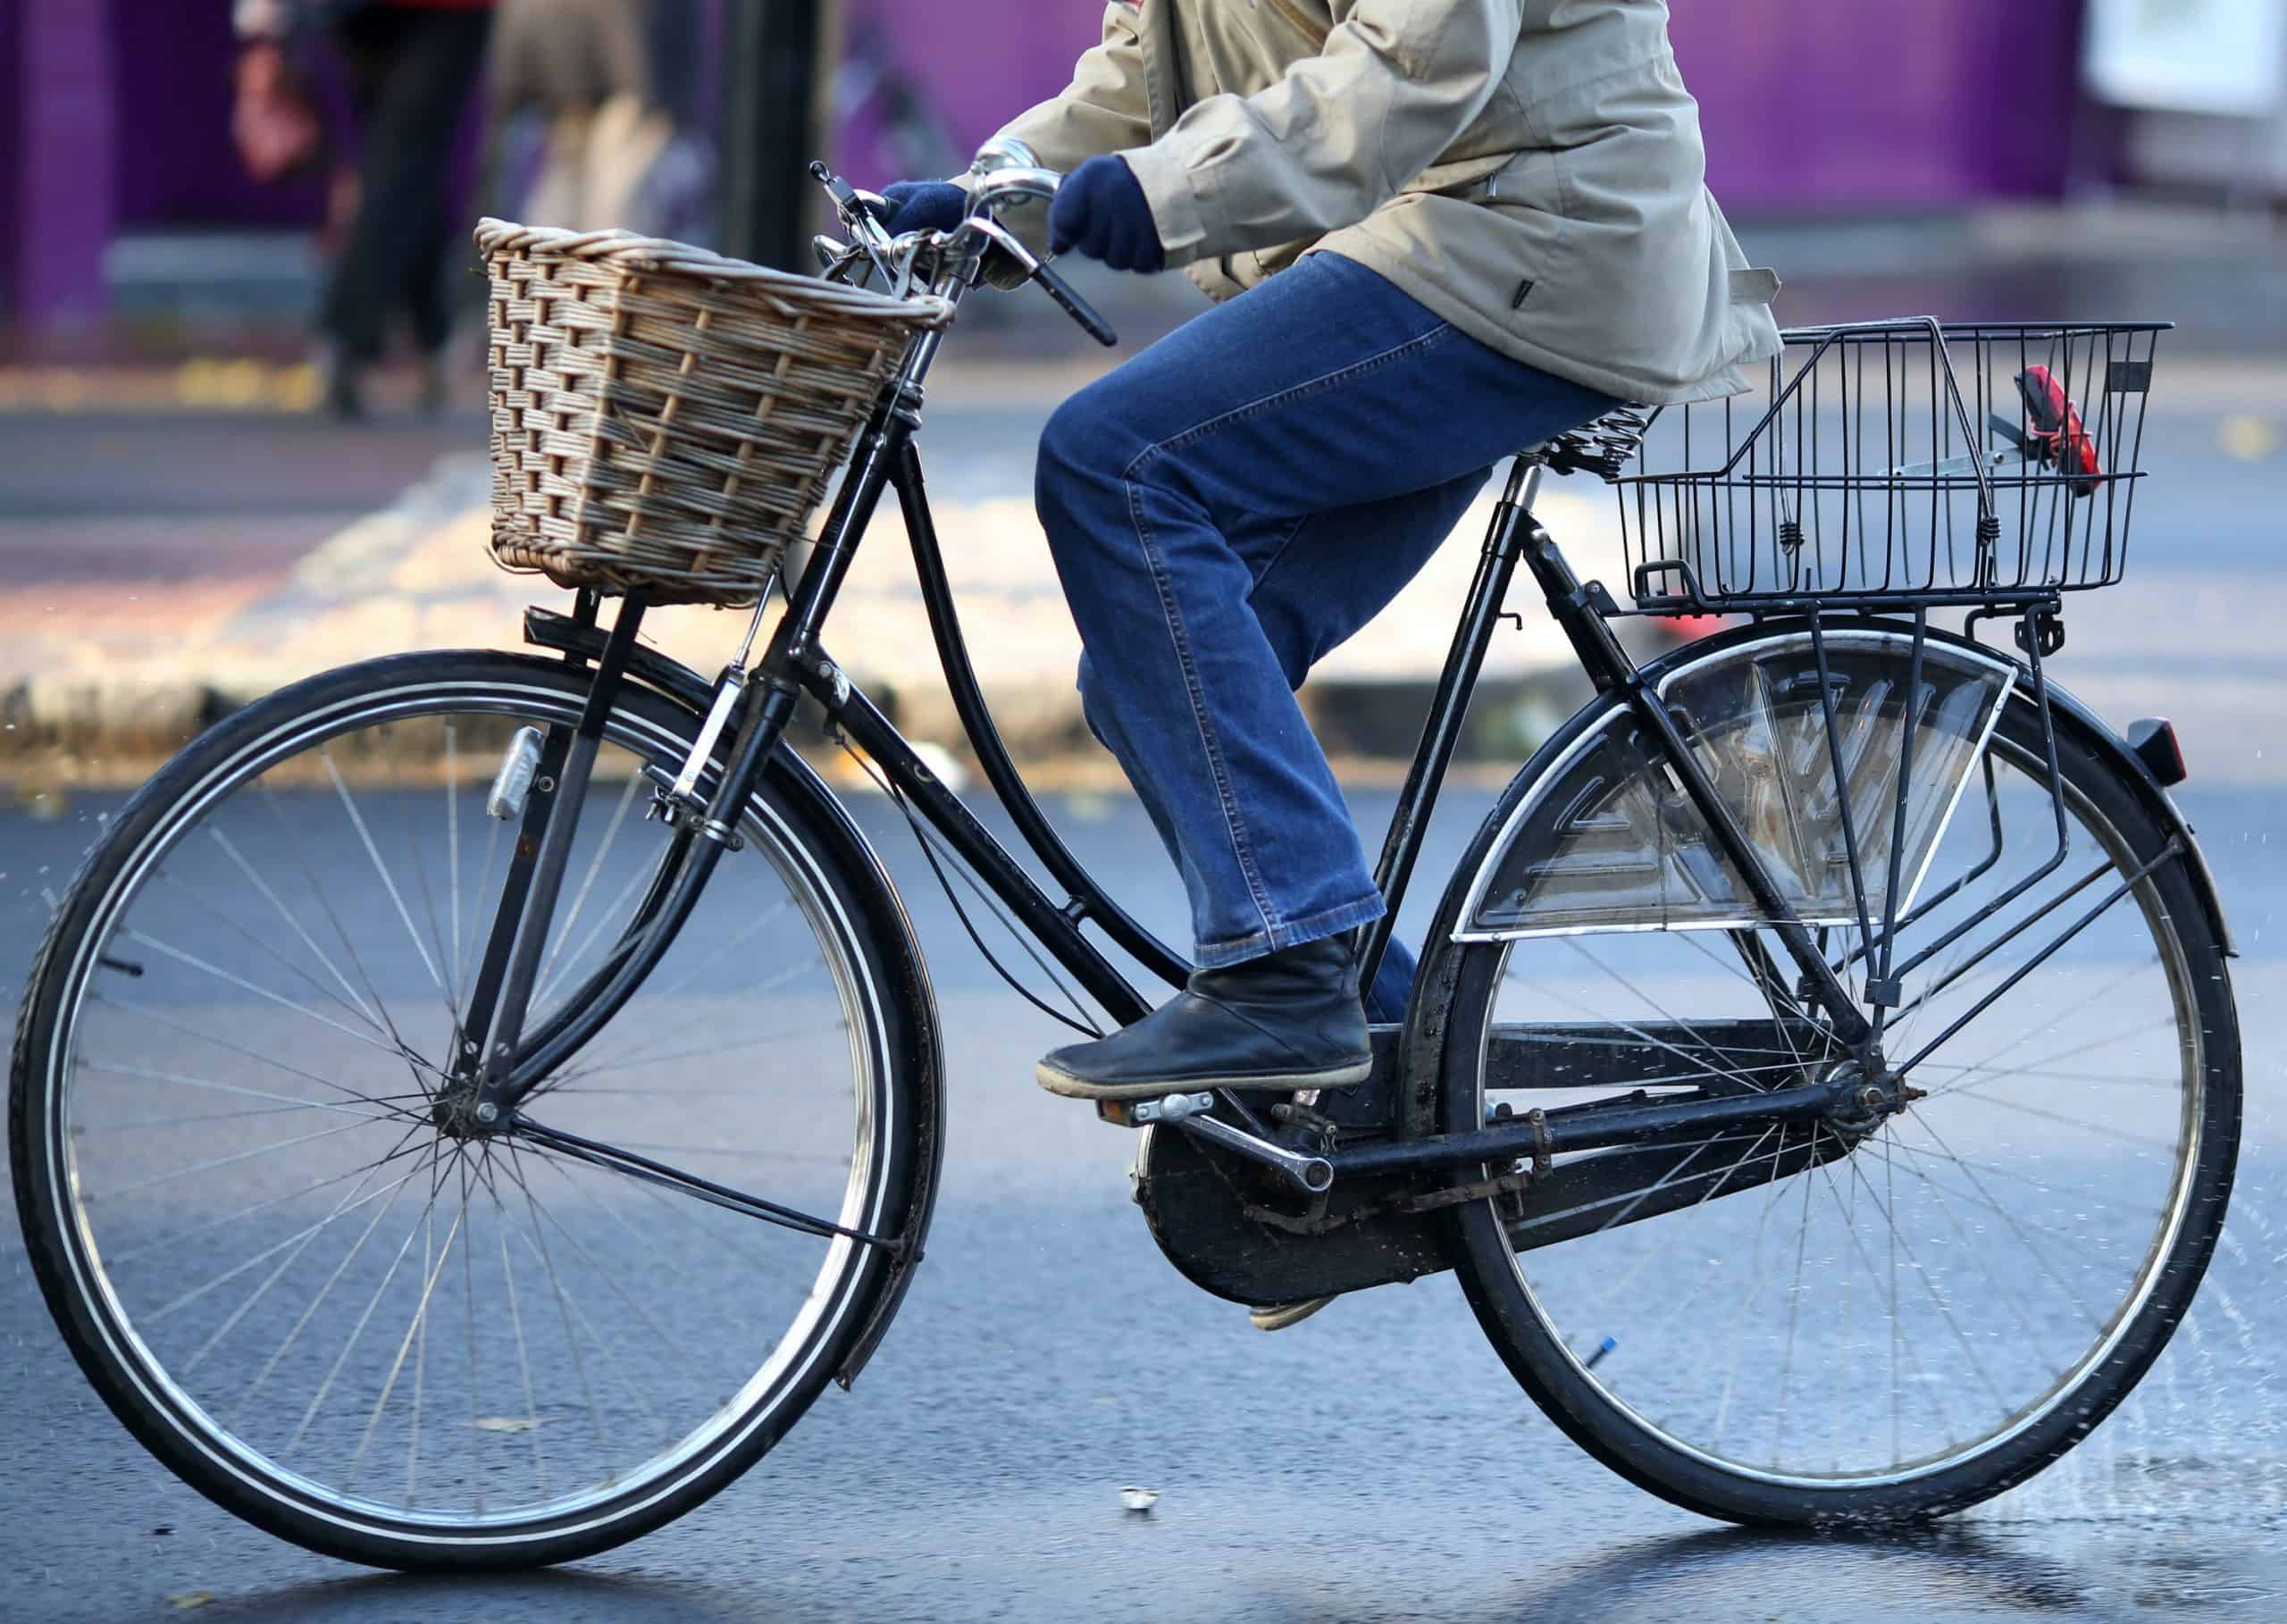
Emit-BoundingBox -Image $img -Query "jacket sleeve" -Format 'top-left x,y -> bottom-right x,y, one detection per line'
993,4 -> 1153,176
962,4 -> 1153,273
1122,0 -> 1523,266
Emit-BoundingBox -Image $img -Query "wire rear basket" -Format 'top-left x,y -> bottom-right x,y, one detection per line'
1616,319 -> 2167,614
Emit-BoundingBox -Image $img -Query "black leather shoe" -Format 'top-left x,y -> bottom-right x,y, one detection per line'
1035,936 -> 1371,1101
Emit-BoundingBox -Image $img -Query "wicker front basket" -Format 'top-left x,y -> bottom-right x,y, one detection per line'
478,218 -> 952,607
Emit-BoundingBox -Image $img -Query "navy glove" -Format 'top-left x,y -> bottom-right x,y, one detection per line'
871,180 -> 968,236
1049,156 -> 1163,273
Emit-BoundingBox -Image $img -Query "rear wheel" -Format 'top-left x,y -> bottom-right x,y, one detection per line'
1430,630 -> 2238,1524
11,651 -> 935,1569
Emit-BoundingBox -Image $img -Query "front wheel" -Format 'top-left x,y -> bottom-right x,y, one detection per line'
11,650 -> 937,1569
1427,627 -> 2239,1525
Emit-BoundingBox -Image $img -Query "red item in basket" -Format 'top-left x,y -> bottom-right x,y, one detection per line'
2016,365 -> 2101,496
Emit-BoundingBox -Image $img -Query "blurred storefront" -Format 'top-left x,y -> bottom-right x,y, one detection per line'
4,0 -> 2282,331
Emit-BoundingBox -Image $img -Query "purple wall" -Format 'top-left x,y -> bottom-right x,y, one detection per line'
13,0 -> 114,321
834,0 -> 1102,187
0,0 -> 20,312
111,0 -> 331,229
4,0 -> 2090,325
1671,0 -> 2084,211
827,1 -> 2087,208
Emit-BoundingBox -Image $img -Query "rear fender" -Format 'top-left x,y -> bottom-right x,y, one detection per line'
1417,617 -> 2233,1134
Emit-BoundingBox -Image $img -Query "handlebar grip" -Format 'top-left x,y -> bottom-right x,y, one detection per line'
1028,255 -> 1118,348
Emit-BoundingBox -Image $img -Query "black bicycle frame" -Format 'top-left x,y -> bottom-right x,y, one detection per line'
485,410 -> 1869,1082
473,356 -> 2090,1196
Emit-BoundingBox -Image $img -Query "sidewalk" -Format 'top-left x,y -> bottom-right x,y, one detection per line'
0,424 -> 1620,790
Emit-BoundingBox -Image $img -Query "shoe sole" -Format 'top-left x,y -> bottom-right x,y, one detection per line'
1249,1295 -> 1336,1332
1034,1056 -> 1372,1101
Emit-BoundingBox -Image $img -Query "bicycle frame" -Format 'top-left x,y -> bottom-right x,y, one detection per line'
461,398 -> 1878,1139
444,191 -> 2190,1217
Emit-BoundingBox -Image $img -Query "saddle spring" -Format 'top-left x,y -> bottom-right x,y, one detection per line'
1541,406 -> 1653,482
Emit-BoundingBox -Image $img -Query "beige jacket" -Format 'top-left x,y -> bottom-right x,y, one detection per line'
982,0 -> 1780,406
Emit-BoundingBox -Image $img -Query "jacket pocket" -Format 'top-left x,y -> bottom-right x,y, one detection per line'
1474,148 -> 1565,218
1260,0 -> 1331,49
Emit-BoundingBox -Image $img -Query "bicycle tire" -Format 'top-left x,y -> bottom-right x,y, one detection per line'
1423,624 -> 2239,1525
11,649 -> 941,1570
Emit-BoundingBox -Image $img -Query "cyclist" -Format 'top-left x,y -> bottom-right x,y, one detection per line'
878,1 -> 1780,1105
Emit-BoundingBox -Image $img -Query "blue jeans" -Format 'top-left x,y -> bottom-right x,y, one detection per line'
1036,251 -> 1618,1021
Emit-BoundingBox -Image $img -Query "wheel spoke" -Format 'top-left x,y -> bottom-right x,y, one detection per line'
162,859 -> 392,1041
208,826 -> 390,1037
96,989 -> 444,1100
324,750 -> 448,1003
1708,1129 -> 1798,1449
495,1149 -> 669,1447
78,1057 -> 410,1123
181,1140 -> 430,1377
284,1148 -> 446,1458
121,929 -> 418,1067
380,724 -> 462,1034
1562,939 -> 1777,1092
97,1115 -> 384,1201
1885,1120 -> 2107,1330
107,1129 -> 428,1270
497,1142 -> 611,1473
456,816 -> 506,1017
262,781 -> 430,1067
539,1018 -> 834,1093
348,1191 -> 465,1491
1771,1153 -> 1817,1467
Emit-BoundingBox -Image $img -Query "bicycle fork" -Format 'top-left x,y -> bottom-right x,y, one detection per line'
436,589 -> 655,1128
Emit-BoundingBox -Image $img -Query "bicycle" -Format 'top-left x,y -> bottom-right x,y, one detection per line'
10,140 -> 2239,1570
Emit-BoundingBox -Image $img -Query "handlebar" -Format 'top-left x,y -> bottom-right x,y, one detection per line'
1027,255 -> 1119,348
808,152 -> 1118,349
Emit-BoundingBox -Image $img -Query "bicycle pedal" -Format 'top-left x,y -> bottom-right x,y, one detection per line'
1099,1093 -> 1331,1194
1096,1092 -> 1214,1128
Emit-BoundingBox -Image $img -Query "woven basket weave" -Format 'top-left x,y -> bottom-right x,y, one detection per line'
478,217 -> 952,607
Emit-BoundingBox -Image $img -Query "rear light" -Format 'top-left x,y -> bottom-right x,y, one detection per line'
2127,717 -> 2186,786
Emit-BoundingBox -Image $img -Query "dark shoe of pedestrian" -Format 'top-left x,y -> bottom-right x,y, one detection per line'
1035,936 -> 1370,1101
317,344 -> 365,420
415,349 -> 448,416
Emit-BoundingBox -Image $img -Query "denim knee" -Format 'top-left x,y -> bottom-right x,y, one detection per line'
1076,652 -> 1118,755
1034,382 -> 1127,550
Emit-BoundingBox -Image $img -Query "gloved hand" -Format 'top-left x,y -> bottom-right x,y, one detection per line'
1049,156 -> 1163,273
870,180 -> 968,237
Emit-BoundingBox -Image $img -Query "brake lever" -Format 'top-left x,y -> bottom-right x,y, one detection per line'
958,216 -> 1118,347
808,161 -> 898,281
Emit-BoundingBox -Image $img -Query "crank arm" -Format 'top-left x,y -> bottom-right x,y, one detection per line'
1103,1092 -> 1335,1194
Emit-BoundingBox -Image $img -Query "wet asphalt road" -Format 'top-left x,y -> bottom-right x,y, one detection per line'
5,760 -> 2287,1624
4,389 -> 2287,1621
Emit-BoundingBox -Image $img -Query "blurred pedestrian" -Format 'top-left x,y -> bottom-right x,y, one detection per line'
233,0 -> 495,417
490,0 -> 712,240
